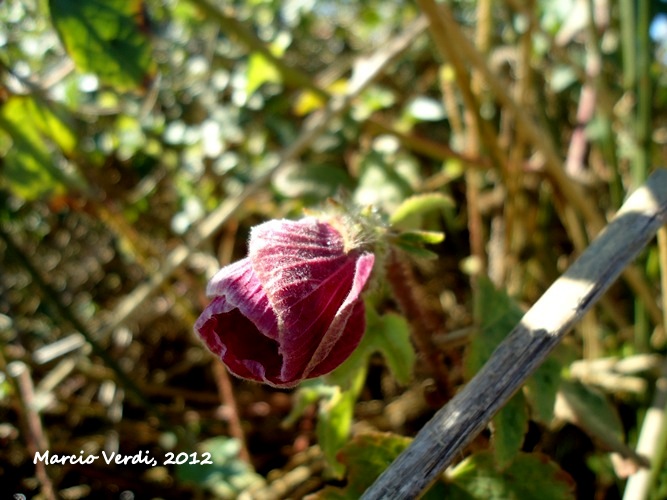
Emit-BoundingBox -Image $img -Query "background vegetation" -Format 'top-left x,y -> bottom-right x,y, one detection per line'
2,0 -> 667,498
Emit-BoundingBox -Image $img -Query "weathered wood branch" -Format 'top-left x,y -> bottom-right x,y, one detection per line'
362,169 -> 667,499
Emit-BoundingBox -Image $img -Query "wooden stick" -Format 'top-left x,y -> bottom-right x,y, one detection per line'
362,169 -> 667,499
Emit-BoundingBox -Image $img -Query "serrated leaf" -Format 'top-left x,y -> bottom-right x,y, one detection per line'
49,0 -> 155,90
449,451 -> 575,500
390,193 -> 454,228
314,432 -> 449,500
314,433 -> 412,499
467,277 -> 562,464
491,391 -> 528,468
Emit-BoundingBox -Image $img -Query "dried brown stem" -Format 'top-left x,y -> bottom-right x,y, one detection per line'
8,362 -> 56,500
385,249 -> 450,400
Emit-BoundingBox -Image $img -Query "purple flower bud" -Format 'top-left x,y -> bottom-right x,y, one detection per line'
195,217 -> 375,388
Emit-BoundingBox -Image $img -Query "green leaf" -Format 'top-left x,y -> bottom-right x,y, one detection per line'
466,278 -> 562,463
0,96 -> 82,200
394,241 -> 440,260
176,437 -> 263,499
272,163 -> 354,204
364,308 -> 415,385
353,151 -> 414,213
314,432 -> 448,499
327,306 -> 415,387
558,380 -> 625,445
390,193 -> 454,228
449,451 -> 575,500
395,230 -> 445,245
491,391 -> 528,468
49,0 -> 156,90
315,307 -> 415,477
466,277 -> 524,378
317,384 -> 361,479
246,52 -> 282,96
525,356 -> 562,424
283,379 -> 338,427
314,433 -> 412,499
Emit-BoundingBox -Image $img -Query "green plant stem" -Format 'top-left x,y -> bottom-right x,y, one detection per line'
634,0 -> 652,350
620,0 -> 636,90
635,0 -> 652,189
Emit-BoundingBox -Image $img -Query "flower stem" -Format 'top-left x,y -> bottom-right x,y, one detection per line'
385,249 -> 450,401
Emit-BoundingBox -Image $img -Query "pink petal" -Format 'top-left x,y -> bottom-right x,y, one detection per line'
206,257 -> 278,340
195,257 -> 283,384
303,252 -> 375,378
249,218 -> 374,382
196,217 -> 375,388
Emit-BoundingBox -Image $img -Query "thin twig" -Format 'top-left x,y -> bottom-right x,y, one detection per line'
362,170 -> 667,499
212,360 -> 251,462
7,361 -> 57,500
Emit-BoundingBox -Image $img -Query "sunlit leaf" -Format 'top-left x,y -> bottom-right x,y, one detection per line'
395,230 -> 445,245
354,151 -> 414,212
294,80 -> 348,116
0,96 -> 82,200
49,0 -> 156,90
273,163 -> 354,203
390,193 -> 454,229
449,451 -> 575,500
246,53 -> 282,96
317,380 -> 362,479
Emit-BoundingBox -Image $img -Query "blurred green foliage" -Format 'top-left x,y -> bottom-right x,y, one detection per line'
2,0 -> 667,498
